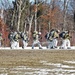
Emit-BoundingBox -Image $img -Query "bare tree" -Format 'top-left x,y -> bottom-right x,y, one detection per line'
16,0 -> 26,31
0,0 -> 12,22
63,0 -> 69,30
27,15 -> 34,39
34,0 -> 37,31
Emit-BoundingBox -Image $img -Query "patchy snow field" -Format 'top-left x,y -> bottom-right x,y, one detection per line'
0,46 -> 75,50
0,50 -> 75,75
0,61 -> 75,75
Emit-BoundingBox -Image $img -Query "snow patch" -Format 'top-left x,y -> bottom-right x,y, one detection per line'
64,61 -> 75,64
0,46 -> 75,50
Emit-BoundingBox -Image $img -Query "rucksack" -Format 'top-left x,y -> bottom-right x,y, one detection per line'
45,29 -> 57,41
59,31 -> 68,39
33,33 -> 37,39
50,29 -> 58,38
13,34 -> 19,41
45,32 -> 50,40
8,33 -> 13,41
20,32 -> 28,41
22,33 -> 28,40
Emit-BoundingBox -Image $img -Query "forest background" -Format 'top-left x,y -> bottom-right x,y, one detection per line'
0,0 -> 75,47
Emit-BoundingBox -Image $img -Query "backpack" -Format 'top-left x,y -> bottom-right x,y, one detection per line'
13,33 -> 19,41
22,33 -> 28,41
48,30 -> 55,41
46,29 -> 57,41
33,33 -> 37,40
50,29 -> 58,38
59,31 -> 68,39
20,32 -> 28,41
45,32 -> 50,40
8,33 -> 13,41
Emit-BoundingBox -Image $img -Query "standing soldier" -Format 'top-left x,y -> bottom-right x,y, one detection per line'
59,30 -> 71,49
8,31 -> 14,49
13,31 -> 20,49
32,31 -> 42,49
0,32 -> 3,47
45,31 -> 53,48
20,31 -> 28,49
52,29 -> 60,49
45,29 -> 59,49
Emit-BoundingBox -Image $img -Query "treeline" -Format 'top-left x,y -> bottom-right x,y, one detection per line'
1,0 -> 74,31
0,0 -> 75,46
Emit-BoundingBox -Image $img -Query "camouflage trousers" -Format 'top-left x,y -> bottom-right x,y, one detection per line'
47,38 -> 58,49
32,40 -> 42,49
10,41 -> 19,49
60,39 -> 70,49
22,40 -> 28,49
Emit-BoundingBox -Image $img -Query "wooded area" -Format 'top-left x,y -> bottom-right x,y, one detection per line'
0,0 -> 75,46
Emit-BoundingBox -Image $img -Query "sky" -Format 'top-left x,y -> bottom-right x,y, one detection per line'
9,0 -> 34,2
0,0 -> 34,9
30,0 -> 34,2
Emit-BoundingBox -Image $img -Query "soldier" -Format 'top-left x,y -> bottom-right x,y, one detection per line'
0,33 -> 3,47
32,31 -> 42,49
12,31 -> 20,49
52,29 -> 60,49
59,30 -> 71,49
45,31 -> 53,49
8,31 -> 14,49
45,29 -> 59,49
20,31 -> 28,49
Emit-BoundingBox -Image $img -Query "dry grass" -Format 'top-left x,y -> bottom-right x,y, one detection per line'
0,49 -> 75,68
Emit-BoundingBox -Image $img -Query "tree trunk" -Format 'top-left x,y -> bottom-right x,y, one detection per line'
34,5 -> 37,31
17,11 -> 21,31
11,9 -> 15,27
63,0 -> 69,31
24,21 -> 27,32
17,0 -> 22,31
28,15 -> 33,39
48,21 -> 51,32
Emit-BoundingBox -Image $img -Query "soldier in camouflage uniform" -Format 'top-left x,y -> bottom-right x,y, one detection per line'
13,31 -> 20,49
45,29 -> 59,49
45,31 -> 53,49
20,31 -> 28,49
52,29 -> 60,49
8,31 -> 14,49
32,31 -> 42,49
59,31 -> 71,49
0,33 -> 3,47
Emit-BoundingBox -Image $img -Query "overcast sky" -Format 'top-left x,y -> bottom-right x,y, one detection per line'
9,0 -> 34,2
30,0 -> 34,2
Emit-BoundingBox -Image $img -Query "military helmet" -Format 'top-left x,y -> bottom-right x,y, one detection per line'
57,29 -> 60,33
33,31 -> 38,34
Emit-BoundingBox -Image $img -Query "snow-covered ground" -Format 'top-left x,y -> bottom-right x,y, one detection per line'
0,46 -> 75,50
1,61 -> 75,75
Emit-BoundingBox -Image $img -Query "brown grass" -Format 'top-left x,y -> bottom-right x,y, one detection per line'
0,49 -> 75,68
